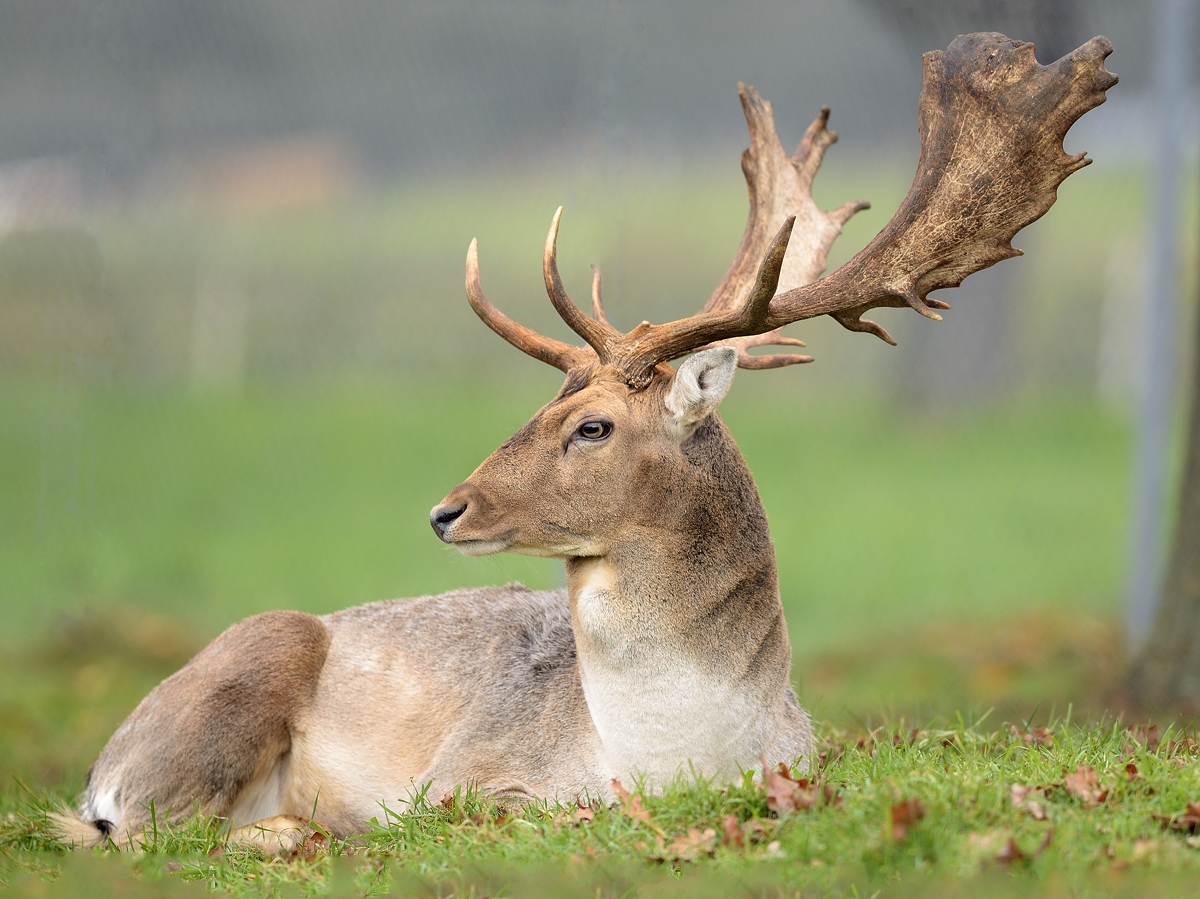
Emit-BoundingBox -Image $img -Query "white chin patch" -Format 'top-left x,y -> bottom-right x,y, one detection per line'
509,541 -> 602,559
454,540 -> 510,557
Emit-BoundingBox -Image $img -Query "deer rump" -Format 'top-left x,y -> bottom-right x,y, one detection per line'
57,33 -> 1115,850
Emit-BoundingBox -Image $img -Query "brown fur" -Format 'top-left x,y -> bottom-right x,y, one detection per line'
69,611 -> 329,846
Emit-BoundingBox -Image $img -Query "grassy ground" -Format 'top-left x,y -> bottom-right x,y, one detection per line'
3,720 -> 1200,896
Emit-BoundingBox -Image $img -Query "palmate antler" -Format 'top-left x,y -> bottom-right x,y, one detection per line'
465,32 -> 1117,389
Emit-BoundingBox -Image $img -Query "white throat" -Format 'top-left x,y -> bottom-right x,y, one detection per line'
569,557 -> 777,790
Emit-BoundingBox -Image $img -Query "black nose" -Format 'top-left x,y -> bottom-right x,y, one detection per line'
430,502 -> 467,539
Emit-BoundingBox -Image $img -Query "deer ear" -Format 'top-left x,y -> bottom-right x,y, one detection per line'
665,347 -> 738,429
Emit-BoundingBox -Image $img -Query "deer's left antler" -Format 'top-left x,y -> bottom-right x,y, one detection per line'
465,32 -> 1118,388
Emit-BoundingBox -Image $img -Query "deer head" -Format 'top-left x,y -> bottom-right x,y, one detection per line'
431,33 -> 1117,563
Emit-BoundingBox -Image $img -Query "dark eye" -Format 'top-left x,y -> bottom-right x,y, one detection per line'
577,420 -> 613,441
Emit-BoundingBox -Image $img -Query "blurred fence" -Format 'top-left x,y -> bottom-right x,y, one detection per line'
0,0 -> 1193,409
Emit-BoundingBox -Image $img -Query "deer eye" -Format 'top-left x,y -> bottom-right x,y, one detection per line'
576,420 -> 613,442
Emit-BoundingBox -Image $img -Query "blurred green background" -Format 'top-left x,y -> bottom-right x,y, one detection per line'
0,0 -> 1195,795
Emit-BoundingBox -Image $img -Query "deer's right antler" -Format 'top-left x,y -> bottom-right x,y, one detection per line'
463,32 -> 1117,387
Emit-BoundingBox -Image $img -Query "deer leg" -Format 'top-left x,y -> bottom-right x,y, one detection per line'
56,611 -> 331,849
229,814 -> 320,855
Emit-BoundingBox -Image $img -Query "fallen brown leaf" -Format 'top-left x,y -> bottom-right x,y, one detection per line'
891,727 -> 923,748
1010,784 -> 1048,821
467,810 -> 512,827
1010,725 -> 1054,747
1133,838 -> 1160,862
1127,724 -> 1160,752
999,828 -> 1052,865
966,830 -> 1007,864
285,827 -> 328,863
1063,766 -> 1108,807
721,814 -> 743,849
822,783 -> 843,808
761,756 -> 821,816
889,798 -> 926,841
572,802 -> 596,825
1157,801 -> 1200,834
969,828 -> 1052,868
611,779 -> 653,825
1166,736 -> 1199,757
654,827 -> 717,863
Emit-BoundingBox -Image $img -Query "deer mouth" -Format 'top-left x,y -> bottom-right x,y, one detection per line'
451,538 -> 512,557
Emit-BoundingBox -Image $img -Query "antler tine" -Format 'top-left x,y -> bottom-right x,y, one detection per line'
465,238 -> 592,373
705,86 -> 869,319
590,265 -> 612,327
543,207 -> 621,360
719,332 -> 813,369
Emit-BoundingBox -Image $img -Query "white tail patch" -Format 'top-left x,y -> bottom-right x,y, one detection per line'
49,811 -> 110,849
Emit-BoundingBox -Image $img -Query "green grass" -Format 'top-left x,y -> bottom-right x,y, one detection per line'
4,720 -> 1200,896
0,381 -> 1131,650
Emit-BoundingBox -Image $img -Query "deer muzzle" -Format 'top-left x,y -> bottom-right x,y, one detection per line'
429,501 -> 467,540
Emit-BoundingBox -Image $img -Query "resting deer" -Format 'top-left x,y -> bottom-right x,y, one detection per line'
56,33 -> 1115,851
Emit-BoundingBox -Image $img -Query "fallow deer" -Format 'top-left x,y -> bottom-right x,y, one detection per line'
56,33 -> 1116,852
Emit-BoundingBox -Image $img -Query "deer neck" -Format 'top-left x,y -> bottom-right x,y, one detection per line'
564,414 -> 794,788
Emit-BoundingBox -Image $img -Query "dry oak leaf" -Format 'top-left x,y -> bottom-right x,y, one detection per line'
611,779 -> 653,825
1063,766 -> 1108,807
721,814 -> 744,849
1127,724 -> 1161,752
571,801 -> 596,825
469,810 -> 513,828
1157,801 -> 1200,834
997,829 -> 1053,866
744,817 -> 776,844
722,815 -> 777,849
285,827 -> 329,863
657,827 -> 718,863
1010,725 -> 1054,747
1166,736 -> 1199,757
893,727 -> 923,748
761,756 -> 820,816
1010,784 -> 1048,821
969,829 -> 1052,868
1133,838 -> 1162,863
888,798 -> 926,841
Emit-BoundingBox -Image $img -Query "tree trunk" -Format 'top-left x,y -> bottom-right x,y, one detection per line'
1126,287 -> 1200,712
